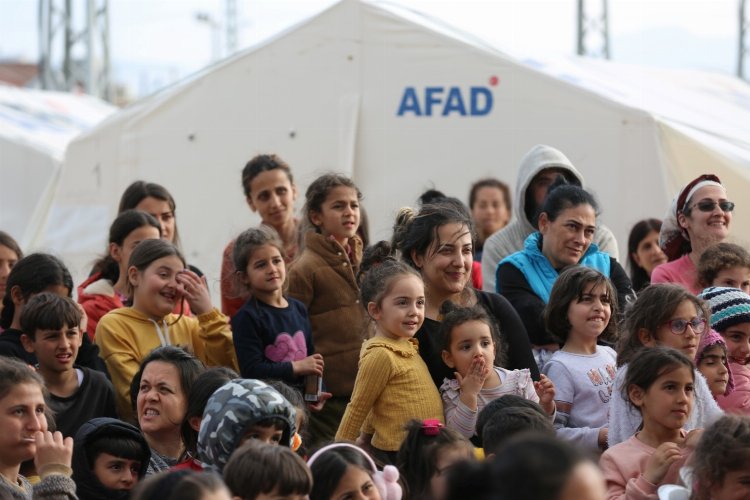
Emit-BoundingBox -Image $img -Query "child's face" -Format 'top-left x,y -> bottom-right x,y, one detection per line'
310,186 -> 360,246
442,320 -> 495,378
24,324 -> 82,374
368,274 -> 425,340
471,186 -> 509,237
136,361 -> 187,437
247,169 -> 297,229
256,489 -> 306,500
722,323 -> 750,365
92,452 -> 141,491
110,225 -> 161,274
413,223 -> 472,297
709,467 -> 750,500
0,243 -> 19,298
244,244 -> 286,297
240,423 -> 284,446
712,266 -> 750,295
629,365 -> 694,433
135,196 -> 175,243
429,445 -> 474,500
332,465 -> 380,500
566,282 -> 611,343
697,345 -> 730,397
129,255 -> 185,319
650,300 -> 703,360
0,382 -> 47,466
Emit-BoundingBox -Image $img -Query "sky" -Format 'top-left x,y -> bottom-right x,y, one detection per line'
0,0 -> 742,99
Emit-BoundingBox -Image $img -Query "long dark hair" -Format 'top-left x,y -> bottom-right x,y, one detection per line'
118,181 -> 181,248
92,210 -> 162,281
627,219 -> 662,291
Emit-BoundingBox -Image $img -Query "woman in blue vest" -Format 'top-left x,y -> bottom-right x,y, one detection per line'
496,178 -> 633,369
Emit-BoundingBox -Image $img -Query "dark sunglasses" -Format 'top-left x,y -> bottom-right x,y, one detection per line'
660,317 -> 707,336
689,200 -> 735,213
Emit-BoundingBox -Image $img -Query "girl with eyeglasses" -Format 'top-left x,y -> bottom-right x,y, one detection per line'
652,174 -> 735,294
607,283 -> 723,447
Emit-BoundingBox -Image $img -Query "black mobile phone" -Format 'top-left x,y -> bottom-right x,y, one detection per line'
304,374 -> 322,402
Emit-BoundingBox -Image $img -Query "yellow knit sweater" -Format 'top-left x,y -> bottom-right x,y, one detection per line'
336,336 -> 444,451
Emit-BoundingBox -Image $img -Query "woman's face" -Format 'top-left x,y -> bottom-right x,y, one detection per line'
136,360 -> 187,439
135,197 -> 176,243
679,185 -> 731,245
471,187 -> 509,237
632,230 -> 667,276
539,204 -> 596,269
412,223 -> 472,297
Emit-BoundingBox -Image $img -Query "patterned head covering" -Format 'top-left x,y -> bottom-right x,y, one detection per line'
695,328 -> 734,396
659,174 -> 723,261
197,378 -> 297,472
699,286 -> 750,333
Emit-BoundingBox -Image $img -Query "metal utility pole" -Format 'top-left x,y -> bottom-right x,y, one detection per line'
740,0 -> 748,79
226,0 -> 238,56
577,0 -> 610,59
38,0 -> 111,101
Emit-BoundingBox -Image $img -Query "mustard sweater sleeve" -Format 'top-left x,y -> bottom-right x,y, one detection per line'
336,348 -> 392,442
191,308 -> 239,372
95,316 -> 140,423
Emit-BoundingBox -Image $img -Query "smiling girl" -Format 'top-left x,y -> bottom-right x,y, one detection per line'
287,173 -> 365,444
95,239 -> 237,421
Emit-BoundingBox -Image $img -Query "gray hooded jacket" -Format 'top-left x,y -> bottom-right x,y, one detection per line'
481,145 -> 619,292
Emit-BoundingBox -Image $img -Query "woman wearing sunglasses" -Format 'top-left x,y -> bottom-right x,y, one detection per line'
652,174 -> 735,294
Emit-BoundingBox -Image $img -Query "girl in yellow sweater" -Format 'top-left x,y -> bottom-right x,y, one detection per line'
95,239 -> 237,421
336,243 -> 444,463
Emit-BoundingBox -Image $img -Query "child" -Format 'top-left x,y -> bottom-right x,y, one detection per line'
335,253 -> 444,461
265,379 -> 308,455
287,173 -> 365,443
223,440 -> 312,500
308,443 -> 402,500
0,252 -> 108,374
72,417 -> 151,500
481,406 -> 555,457
691,414 -> 750,500
697,242 -> 750,294
95,238 -> 238,420
19,293 -> 116,438
131,470 -> 231,500
230,226 -> 323,387
468,178 -> 511,262
439,301 -> 555,441
475,394 -> 548,446
197,378 -> 297,472
600,347 -> 702,498
542,266 -> 617,453
695,327 -> 734,401
0,356 -> 76,499
396,419 -> 474,500
0,230 -> 22,318
220,154 -> 300,317
699,286 -> 750,414
608,283 -> 722,447
78,210 -> 162,338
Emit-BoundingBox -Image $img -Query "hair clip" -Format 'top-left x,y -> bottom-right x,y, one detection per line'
422,419 -> 443,436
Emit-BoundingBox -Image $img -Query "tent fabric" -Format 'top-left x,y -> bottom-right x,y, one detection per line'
32,0 -> 750,300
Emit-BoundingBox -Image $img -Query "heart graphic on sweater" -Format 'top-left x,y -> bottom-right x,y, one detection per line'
264,331 -> 308,362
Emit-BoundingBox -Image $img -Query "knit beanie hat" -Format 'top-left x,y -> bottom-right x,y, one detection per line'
695,328 -> 734,396
699,286 -> 750,333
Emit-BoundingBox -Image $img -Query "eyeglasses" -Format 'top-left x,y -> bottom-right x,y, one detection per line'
689,200 -> 735,213
660,317 -> 707,336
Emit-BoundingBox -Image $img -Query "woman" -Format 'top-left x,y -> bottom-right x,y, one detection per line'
393,198 -> 538,388
495,179 -> 633,368
129,346 -> 205,474
651,174 -> 733,294
626,218 -> 667,292
468,178 -> 512,262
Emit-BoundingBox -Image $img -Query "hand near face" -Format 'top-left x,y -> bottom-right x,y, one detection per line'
534,374 -> 556,415
34,431 -> 73,472
175,270 -> 212,315
456,355 -> 490,398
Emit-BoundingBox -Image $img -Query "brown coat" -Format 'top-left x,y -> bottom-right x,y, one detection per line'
287,232 -> 364,396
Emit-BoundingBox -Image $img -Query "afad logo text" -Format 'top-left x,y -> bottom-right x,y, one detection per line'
396,76 -> 499,117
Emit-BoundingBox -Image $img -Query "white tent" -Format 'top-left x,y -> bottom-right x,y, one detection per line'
39,0 -> 750,296
0,84 -> 115,247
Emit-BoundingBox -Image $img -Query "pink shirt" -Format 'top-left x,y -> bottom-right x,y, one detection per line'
717,360 -> 750,415
600,433 -> 692,500
650,255 -> 700,295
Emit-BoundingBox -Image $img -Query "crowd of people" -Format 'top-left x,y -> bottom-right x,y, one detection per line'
0,145 -> 748,499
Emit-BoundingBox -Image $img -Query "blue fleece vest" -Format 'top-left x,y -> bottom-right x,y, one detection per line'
496,232 -> 611,303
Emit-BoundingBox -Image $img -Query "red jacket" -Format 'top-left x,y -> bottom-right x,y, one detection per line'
77,273 -> 123,341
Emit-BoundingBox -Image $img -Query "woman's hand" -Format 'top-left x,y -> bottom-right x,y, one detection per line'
292,353 -> 324,376
308,391 -> 332,412
644,442 -> 682,484
34,431 -> 73,472
175,269 -> 212,315
534,374 -> 556,415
